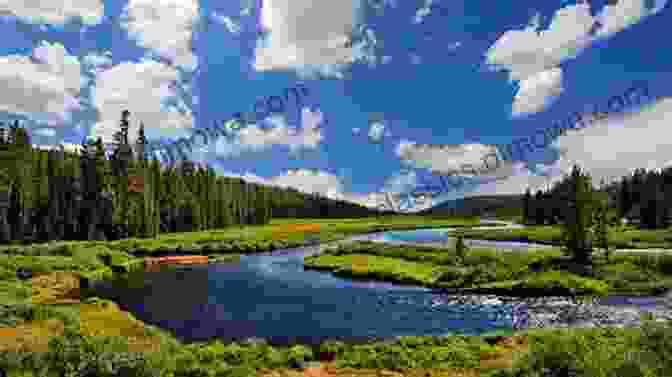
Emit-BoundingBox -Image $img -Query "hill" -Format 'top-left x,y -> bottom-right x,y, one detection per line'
419,194 -> 523,220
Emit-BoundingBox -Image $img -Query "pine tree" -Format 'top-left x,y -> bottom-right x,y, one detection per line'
522,188 -> 532,224
593,201 -> 610,262
561,165 -> 596,264
454,232 -> 467,262
534,190 -> 545,225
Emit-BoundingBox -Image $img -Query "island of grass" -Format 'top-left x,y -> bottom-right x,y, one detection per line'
458,224 -> 672,250
304,240 -> 672,296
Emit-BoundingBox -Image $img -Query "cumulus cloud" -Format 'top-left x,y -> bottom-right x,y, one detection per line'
464,161 -> 559,197
89,58 -> 194,145
121,0 -> 200,70
0,0 -> 104,25
253,0 -> 376,78
548,96 -> 672,184
211,108 -> 324,158
485,0 -> 667,117
0,41 -> 85,126
594,0 -> 668,38
396,141 -> 509,176
463,96 -> 672,197
512,67 -> 564,116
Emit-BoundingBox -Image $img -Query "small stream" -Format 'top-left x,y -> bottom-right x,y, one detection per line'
91,226 -> 667,345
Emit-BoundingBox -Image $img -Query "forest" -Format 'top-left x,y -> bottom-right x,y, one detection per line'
522,165 -> 672,229
0,110 -> 378,243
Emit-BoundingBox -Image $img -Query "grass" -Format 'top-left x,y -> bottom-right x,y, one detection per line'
1,216 -> 671,375
459,224 -> 672,249
0,217 -> 481,366
305,240 -> 672,296
1,319 -> 671,376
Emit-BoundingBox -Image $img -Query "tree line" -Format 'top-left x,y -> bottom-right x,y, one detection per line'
0,111 -> 377,243
522,165 -> 672,230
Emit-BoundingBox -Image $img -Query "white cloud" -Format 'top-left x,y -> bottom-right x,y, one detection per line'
413,0 -> 435,24
368,121 -> 389,143
594,0 -> 667,38
212,12 -> 242,34
271,169 -> 345,200
0,0 -> 104,25
253,0 -> 374,78
121,0 -> 199,70
89,58 -> 194,145
512,67 -> 564,116
485,4 -> 594,81
33,128 -> 57,137
465,96 -> 672,197
464,162 -> 558,197
0,41 -> 85,126
211,108 -> 324,158
396,141 -> 506,176
549,96 -> 672,185
485,1 -> 667,117
83,51 -> 113,74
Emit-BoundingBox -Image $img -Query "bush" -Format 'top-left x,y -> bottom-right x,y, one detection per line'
519,271 -> 609,295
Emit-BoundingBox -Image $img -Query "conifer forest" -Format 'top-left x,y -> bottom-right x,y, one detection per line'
0,110 -> 377,243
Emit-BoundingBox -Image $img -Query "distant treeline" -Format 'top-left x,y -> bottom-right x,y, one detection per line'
0,111 -> 377,243
523,166 -> 672,229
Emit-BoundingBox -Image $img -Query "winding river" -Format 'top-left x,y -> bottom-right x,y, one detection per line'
91,224 -> 551,345
91,223 -> 667,346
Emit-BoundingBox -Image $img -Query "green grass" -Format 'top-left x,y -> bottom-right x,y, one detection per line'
459,224 -> 672,249
1,318 -> 671,376
2,216 -> 671,375
305,241 -> 672,296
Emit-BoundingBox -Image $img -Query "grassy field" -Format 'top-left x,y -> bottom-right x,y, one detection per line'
0,216 -> 481,373
1,216 -> 671,376
459,224 -> 672,249
304,240 -> 672,296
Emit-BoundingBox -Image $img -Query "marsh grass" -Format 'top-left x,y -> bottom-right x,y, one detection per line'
460,224 -> 672,249
307,241 -> 671,296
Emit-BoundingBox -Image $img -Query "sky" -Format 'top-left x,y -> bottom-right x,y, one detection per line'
0,0 -> 671,212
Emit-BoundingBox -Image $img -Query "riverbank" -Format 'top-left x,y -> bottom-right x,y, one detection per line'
304,240 -> 672,297
0,218 -> 477,354
1,217 -> 671,376
459,224 -> 672,249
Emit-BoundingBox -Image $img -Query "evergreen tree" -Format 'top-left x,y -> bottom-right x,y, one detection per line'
454,232 -> 467,262
534,190 -> 545,225
593,200 -> 610,262
561,165 -> 596,264
522,188 -> 532,224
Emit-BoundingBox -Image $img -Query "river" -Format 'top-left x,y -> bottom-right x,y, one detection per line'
90,226 -> 553,345
90,224 -> 668,345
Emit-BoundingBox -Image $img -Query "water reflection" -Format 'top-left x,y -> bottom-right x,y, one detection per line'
92,231 -> 526,345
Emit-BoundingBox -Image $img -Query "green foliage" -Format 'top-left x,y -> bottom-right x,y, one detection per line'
561,165 -> 597,263
516,271 -> 610,295
454,232 -> 467,262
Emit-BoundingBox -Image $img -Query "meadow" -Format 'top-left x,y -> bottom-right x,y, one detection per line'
0,216 -> 671,376
304,240 -> 672,296
459,224 -> 672,249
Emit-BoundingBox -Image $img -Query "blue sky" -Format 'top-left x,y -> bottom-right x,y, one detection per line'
0,0 -> 670,212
